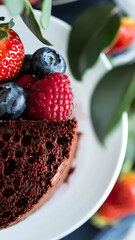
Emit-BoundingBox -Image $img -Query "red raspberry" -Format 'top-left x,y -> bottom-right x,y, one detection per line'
27,73 -> 74,121
16,75 -> 37,93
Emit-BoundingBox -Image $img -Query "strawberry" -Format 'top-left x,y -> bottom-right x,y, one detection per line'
106,17 -> 135,55
91,172 -> 135,227
0,18 -> 24,82
29,0 -> 39,4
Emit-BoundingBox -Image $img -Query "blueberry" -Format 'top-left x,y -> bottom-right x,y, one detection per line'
0,82 -> 26,120
21,54 -> 32,75
31,47 -> 66,78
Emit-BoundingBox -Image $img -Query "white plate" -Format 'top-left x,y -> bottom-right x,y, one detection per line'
0,6 -> 128,240
114,0 -> 135,20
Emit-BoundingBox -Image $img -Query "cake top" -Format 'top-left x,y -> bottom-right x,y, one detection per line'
0,118 -> 77,229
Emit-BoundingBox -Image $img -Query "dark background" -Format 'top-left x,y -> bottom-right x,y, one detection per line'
52,0 -> 113,24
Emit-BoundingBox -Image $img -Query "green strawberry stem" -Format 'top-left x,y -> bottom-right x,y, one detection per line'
0,18 -> 14,40
0,16 -> 5,21
0,29 -> 8,40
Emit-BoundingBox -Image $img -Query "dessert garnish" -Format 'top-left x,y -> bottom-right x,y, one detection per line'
0,17 -> 77,230
0,82 -> 26,119
0,19 -> 24,82
31,47 -> 66,78
27,72 -> 74,121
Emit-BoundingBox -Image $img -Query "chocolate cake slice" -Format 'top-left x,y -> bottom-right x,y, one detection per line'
0,118 -> 77,229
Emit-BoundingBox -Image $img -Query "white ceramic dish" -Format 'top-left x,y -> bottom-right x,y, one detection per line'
0,6 -> 128,240
114,0 -> 135,20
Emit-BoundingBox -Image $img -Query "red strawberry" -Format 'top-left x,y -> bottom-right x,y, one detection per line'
91,172 -> 135,227
0,19 -> 24,82
28,0 -> 41,6
29,0 -> 38,3
16,75 -> 37,94
106,17 -> 135,55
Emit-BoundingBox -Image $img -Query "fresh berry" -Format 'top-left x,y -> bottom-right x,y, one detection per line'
30,47 -> 66,79
27,72 -> 74,121
31,0 -> 41,8
0,82 -> 26,119
106,17 -> 135,55
16,75 -> 37,93
29,0 -> 39,4
0,19 -> 24,82
91,172 -> 135,227
20,54 -> 32,75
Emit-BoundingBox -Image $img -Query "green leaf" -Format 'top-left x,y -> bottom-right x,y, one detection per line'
124,114 -> 135,163
20,0 -> 52,45
40,0 -> 52,29
3,0 -> 24,16
0,29 -> 8,40
0,18 -> 14,30
91,63 -> 135,143
68,5 -> 120,80
0,19 -> 14,39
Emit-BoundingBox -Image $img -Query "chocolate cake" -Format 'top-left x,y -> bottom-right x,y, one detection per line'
0,118 -> 77,229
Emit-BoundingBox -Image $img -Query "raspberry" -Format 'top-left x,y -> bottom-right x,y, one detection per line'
27,73 -> 74,121
16,75 -> 37,93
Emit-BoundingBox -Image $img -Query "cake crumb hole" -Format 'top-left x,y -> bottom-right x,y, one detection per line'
16,198 -> 28,208
4,158 -> 16,175
28,157 -> 35,164
46,141 -> 53,149
2,188 -> 14,197
47,154 -> 56,165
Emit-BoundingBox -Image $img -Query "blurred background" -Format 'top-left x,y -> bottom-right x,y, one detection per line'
6,0 -> 135,239
30,0 -> 135,239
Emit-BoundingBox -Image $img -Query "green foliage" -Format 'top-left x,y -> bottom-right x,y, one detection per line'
4,0 -> 24,16
91,63 -> 135,142
40,0 -> 52,29
20,0 -> 52,45
68,5 -> 120,80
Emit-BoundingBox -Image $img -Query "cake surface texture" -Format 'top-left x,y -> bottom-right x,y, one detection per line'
0,118 -> 77,229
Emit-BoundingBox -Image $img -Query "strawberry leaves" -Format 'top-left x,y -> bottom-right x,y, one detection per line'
91,63 -> 135,143
0,29 -> 8,40
0,18 -> 14,40
68,5 -> 120,80
0,17 -> 5,21
0,18 -> 14,29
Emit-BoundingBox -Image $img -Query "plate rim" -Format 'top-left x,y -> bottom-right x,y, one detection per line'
58,113 -> 128,240
44,14 -> 128,239
0,6 -> 128,240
